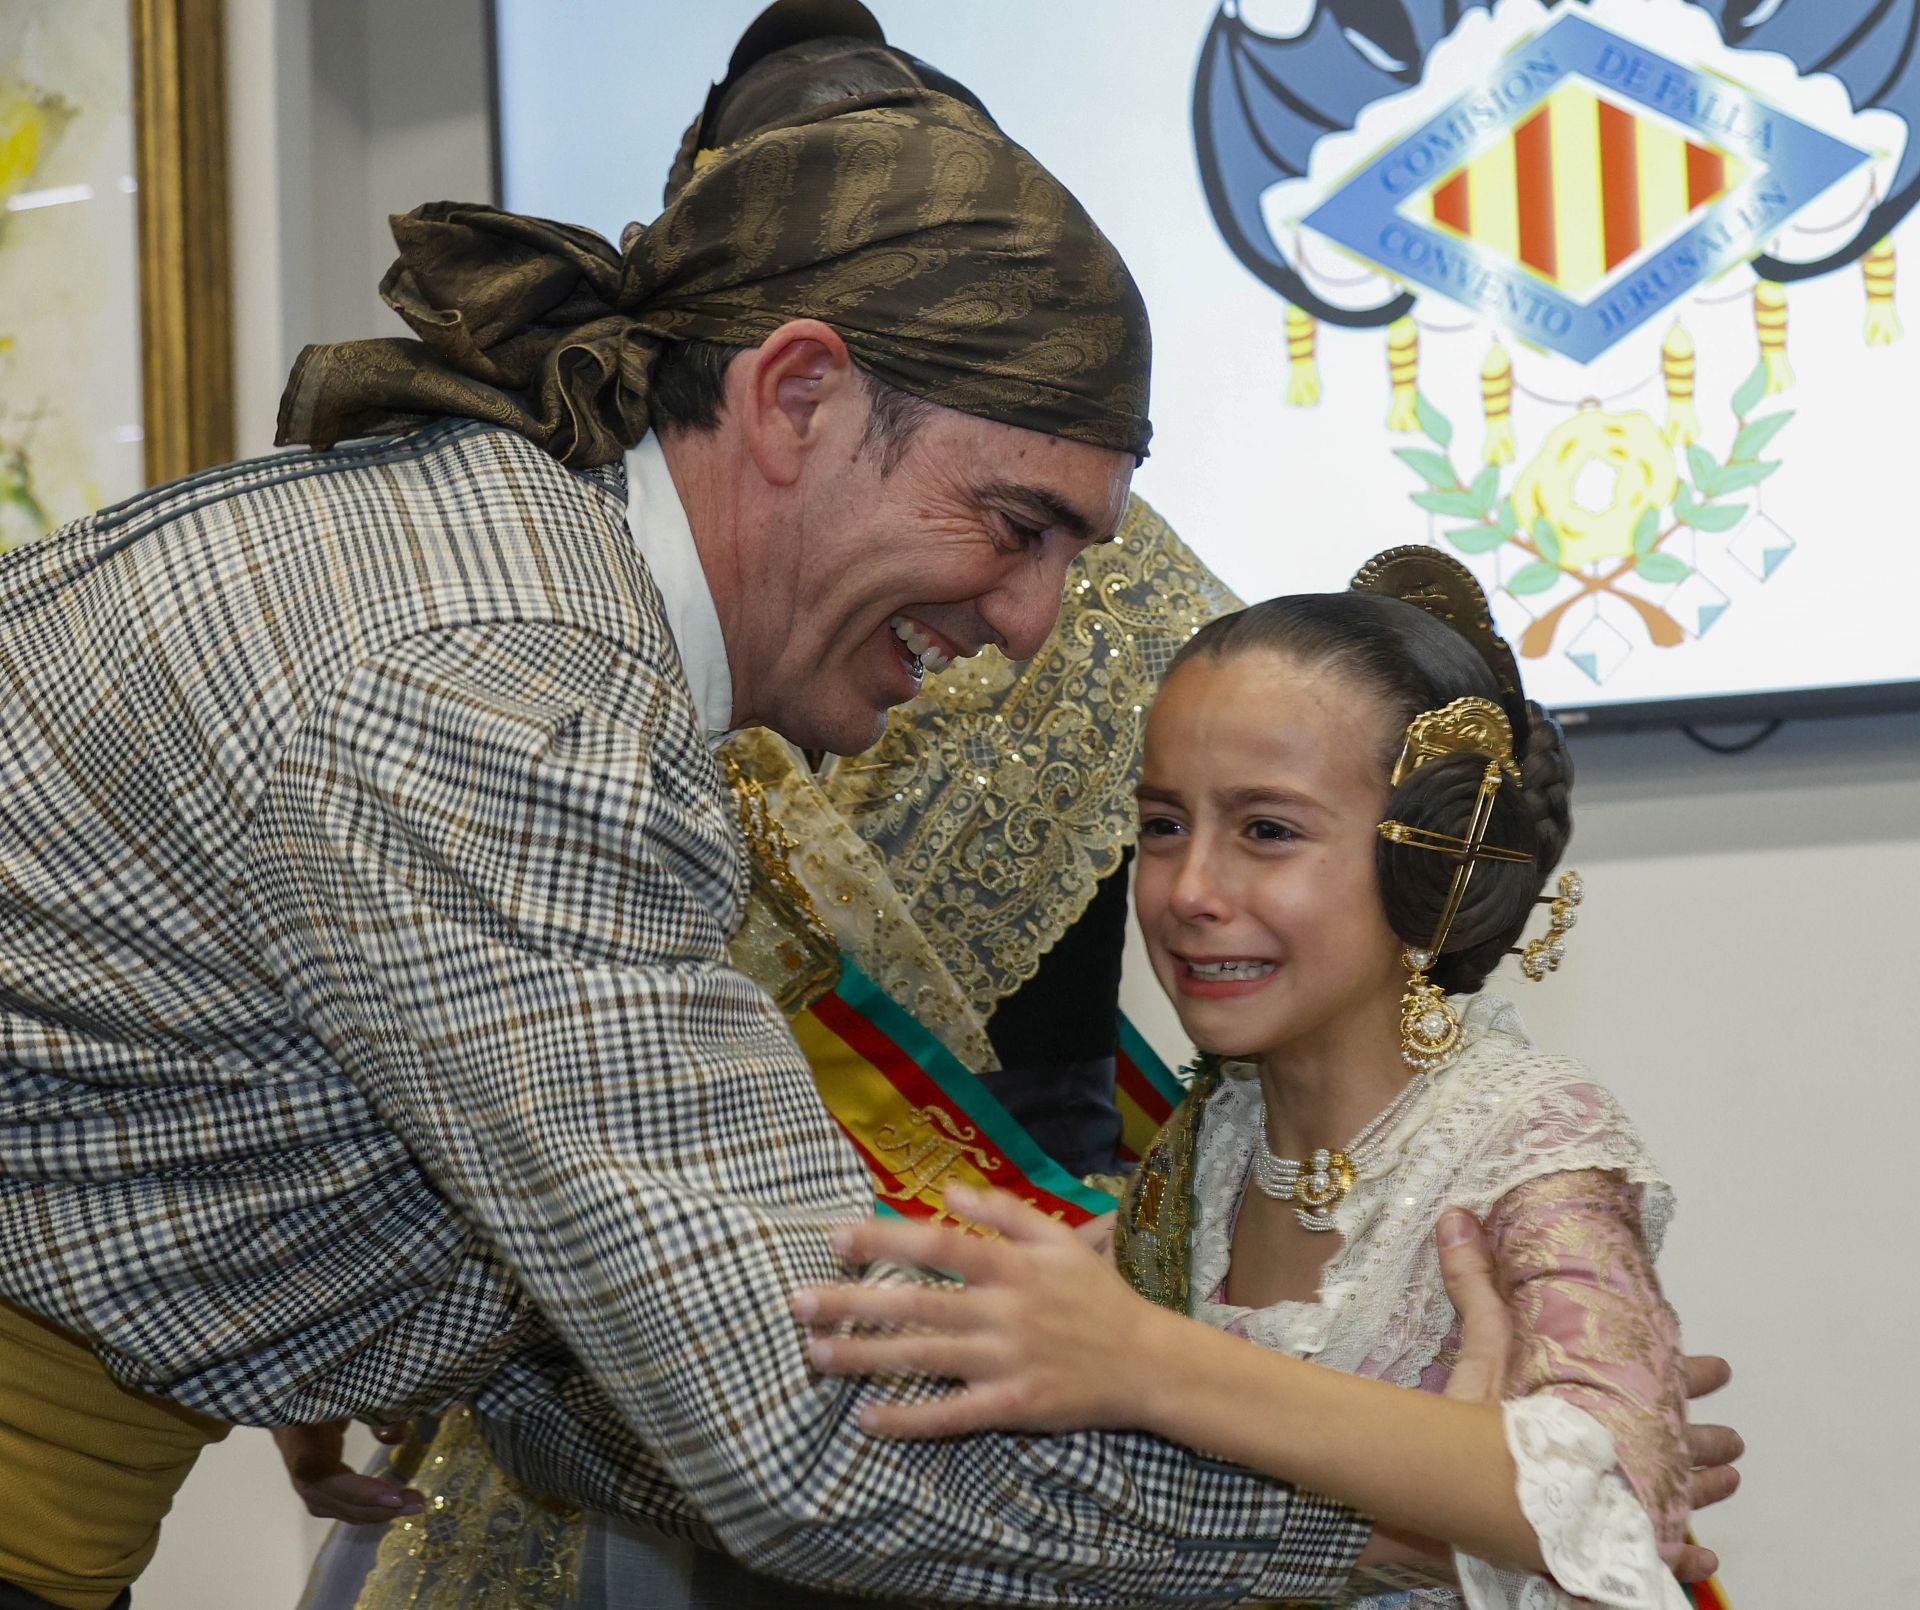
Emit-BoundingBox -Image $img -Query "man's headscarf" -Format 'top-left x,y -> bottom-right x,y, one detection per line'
276,89 -> 1151,467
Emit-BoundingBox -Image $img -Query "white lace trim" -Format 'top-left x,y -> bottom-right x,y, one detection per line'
1454,1397 -> 1689,1610
1187,996 -> 1673,1384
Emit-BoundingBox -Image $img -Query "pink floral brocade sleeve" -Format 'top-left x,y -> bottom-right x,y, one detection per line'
1484,1167 -> 1691,1556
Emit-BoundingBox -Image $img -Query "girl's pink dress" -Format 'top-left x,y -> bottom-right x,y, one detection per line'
1189,996 -> 1689,1610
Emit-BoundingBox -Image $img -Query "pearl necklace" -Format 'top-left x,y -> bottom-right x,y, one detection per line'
1251,1071 -> 1431,1231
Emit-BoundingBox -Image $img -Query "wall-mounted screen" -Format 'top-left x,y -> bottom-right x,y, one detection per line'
495,0 -> 1920,729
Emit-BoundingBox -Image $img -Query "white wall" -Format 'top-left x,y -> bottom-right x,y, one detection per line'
225,0 -> 494,460
148,4 -> 1914,1606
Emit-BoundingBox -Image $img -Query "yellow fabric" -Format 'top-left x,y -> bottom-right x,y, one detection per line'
0,1300 -> 227,1610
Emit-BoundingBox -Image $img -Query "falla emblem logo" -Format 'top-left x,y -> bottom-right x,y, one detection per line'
1304,12 -> 1869,361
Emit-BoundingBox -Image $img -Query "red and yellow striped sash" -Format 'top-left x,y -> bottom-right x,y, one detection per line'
798,958 -> 1143,1231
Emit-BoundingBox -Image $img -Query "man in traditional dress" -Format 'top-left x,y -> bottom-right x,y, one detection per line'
0,8 -> 1738,1610
0,32 -> 1361,1609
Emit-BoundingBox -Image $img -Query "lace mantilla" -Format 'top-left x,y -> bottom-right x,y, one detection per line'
721,728 -> 995,1071
1185,997 -> 1679,1610
821,494 -> 1240,1017
1188,996 -> 1672,1380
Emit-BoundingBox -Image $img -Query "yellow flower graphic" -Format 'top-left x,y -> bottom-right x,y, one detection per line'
1511,408 -> 1677,570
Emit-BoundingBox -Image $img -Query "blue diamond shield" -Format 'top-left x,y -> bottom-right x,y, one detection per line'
1303,13 -> 1869,361
1662,567 -> 1732,638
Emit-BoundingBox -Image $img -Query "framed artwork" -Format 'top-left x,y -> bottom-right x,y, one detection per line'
0,0 -> 230,549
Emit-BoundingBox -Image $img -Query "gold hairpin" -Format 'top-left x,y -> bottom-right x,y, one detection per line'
1377,696 -> 1533,952
1374,690 -> 1536,1036
1380,758 -> 1524,957
1377,697 -> 1538,1069
1382,758 -> 1521,1074
1516,870 -> 1585,980
1378,822 -> 1534,864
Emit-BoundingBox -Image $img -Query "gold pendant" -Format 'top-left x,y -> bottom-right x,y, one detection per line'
1399,953 -> 1462,1073
1293,1147 -> 1355,1232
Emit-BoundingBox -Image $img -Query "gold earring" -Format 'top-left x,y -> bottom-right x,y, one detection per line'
1519,870 -> 1585,980
1399,947 -> 1462,1072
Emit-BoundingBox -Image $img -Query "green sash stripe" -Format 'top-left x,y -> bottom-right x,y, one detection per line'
1117,1013 -> 1188,1109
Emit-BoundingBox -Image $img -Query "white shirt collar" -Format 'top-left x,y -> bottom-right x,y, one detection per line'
623,433 -> 734,747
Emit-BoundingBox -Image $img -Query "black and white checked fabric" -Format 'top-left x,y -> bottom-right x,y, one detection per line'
0,422 -> 1367,1603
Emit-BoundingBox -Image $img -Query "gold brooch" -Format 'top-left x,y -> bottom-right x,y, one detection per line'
1389,696 -> 1523,787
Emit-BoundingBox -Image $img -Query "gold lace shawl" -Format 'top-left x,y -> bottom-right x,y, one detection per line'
722,728 -> 995,1072
822,493 -> 1241,1020
338,1410 -> 584,1610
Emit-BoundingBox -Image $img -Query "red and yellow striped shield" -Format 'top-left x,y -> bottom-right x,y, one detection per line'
1407,82 -> 1742,296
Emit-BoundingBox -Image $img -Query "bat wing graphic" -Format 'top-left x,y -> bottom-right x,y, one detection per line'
1704,0 -> 1920,280
1191,0 -> 1492,325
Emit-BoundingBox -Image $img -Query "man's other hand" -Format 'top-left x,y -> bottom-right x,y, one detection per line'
272,1420 -> 423,1525
1435,1207 -> 1508,1409
1670,1353 -> 1743,1582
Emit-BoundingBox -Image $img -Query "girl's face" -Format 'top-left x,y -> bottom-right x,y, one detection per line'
1134,650 -> 1407,1064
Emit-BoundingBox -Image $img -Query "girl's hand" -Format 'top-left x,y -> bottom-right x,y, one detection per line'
791,1186 -> 1165,1438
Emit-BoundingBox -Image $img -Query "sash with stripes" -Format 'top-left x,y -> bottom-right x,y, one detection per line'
1115,1014 -> 1189,1165
799,957 -> 1128,1229
1687,1568 -> 1733,1609
723,739 -> 1196,1235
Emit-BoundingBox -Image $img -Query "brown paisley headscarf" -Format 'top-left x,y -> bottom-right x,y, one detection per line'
275,88 -> 1151,467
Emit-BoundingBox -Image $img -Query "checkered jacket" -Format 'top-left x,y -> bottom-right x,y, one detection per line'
0,421 -> 1365,1603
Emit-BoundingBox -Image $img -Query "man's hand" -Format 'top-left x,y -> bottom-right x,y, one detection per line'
272,1420 -> 424,1525
1682,1354 -> 1742,1510
1667,1353 -> 1742,1582
1436,1208 -> 1508,1409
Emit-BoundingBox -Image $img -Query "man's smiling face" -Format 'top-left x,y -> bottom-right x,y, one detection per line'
750,399 -> 1134,754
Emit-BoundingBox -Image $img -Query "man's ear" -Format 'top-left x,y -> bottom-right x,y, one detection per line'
729,319 -> 857,487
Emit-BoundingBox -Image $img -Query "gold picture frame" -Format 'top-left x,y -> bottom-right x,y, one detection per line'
130,0 -> 232,485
